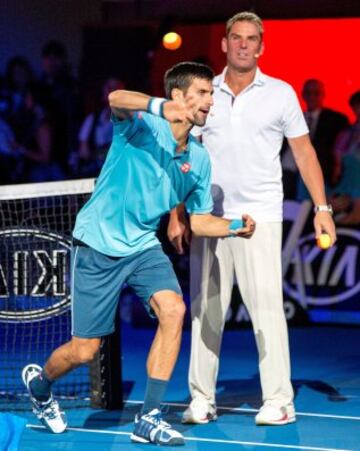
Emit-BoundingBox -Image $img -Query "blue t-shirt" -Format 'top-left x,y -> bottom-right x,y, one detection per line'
73,112 -> 213,256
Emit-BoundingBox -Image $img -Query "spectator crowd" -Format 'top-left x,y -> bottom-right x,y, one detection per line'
0,40 -> 123,184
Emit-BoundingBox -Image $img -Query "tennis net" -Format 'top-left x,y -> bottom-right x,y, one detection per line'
0,178 -> 122,411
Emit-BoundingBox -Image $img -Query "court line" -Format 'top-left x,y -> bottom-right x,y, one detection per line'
26,425 -> 351,451
126,400 -> 360,422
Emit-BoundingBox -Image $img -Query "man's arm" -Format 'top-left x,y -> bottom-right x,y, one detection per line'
190,213 -> 255,238
168,208 -> 256,254
108,90 -> 194,123
288,134 -> 336,244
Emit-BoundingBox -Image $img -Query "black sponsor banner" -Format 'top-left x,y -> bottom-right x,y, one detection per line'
0,228 -> 71,323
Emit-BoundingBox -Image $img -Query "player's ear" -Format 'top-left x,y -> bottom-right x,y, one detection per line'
171,88 -> 184,101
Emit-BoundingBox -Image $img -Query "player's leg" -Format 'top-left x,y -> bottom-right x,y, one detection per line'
139,290 -> 185,415
232,223 -> 295,425
26,337 -> 100,397
44,336 -> 101,380
22,243 -> 123,433
127,245 -> 185,446
147,290 -> 186,381
184,236 -> 234,424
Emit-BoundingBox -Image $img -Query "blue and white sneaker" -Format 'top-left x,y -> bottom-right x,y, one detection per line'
130,408 -> 184,446
22,363 -> 67,434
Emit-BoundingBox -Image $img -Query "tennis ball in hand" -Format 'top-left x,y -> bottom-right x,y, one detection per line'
317,233 -> 331,249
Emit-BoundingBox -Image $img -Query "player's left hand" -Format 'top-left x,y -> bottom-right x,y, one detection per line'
314,212 -> 337,246
232,214 -> 256,238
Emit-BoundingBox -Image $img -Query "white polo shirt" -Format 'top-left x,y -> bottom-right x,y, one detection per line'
193,67 -> 308,222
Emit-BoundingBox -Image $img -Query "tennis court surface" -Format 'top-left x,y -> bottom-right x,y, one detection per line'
17,325 -> 360,451
1,180 -> 359,450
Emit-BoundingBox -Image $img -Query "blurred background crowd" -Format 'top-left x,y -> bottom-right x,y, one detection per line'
0,41 -> 124,184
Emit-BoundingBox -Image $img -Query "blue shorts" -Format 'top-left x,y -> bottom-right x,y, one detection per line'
71,242 -> 182,338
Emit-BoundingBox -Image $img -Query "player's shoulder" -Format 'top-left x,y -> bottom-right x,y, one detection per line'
133,111 -> 169,134
138,111 -> 164,125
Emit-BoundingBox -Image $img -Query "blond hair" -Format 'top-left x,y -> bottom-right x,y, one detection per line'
226,11 -> 264,39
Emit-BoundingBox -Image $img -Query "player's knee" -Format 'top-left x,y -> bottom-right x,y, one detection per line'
159,295 -> 186,324
71,339 -> 100,364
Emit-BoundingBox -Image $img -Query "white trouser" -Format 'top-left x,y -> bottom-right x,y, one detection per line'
188,222 -> 293,407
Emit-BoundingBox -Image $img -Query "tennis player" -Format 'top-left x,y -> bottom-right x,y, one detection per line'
22,61 -> 256,446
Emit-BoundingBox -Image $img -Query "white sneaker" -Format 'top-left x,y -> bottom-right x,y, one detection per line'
255,402 -> 296,425
182,399 -> 217,424
22,364 -> 67,434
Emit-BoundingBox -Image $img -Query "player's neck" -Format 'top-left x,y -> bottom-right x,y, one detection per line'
171,123 -> 192,153
225,65 -> 257,96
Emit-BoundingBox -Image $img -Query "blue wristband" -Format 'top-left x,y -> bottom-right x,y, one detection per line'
229,219 -> 244,230
228,219 -> 244,237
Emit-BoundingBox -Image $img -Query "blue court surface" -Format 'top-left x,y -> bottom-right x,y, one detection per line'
17,324 -> 360,450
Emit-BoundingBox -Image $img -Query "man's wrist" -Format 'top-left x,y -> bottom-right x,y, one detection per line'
228,219 -> 244,235
147,97 -> 167,118
314,204 -> 333,215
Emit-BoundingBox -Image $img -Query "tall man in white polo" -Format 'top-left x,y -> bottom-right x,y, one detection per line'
169,12 -> 336,425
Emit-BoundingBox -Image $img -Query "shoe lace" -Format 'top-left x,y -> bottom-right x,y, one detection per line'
150,411 -> 171,429
42,400 -> 60,420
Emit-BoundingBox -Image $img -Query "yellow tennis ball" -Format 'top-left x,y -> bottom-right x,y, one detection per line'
317,233 -> 331,249
163,32 -> 182,50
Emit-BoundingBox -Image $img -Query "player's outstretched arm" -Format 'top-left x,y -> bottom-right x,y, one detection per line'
108,90 -> 193,123
190,213 -> 255,238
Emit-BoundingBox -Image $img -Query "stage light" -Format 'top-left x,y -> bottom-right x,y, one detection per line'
162,32 -> 182,50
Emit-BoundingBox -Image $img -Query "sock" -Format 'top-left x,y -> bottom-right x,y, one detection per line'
29,370 -> 53,403
141,377 -> 168,415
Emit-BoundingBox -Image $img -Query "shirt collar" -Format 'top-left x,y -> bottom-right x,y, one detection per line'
165,120 -> 192,158
216,66 -> 266,95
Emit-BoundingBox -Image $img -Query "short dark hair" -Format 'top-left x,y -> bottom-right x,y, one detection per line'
164,62 -> 214,99
349,90 -> 360,108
